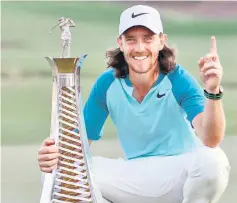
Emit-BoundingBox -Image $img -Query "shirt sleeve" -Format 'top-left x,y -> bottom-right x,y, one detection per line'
168,65 -> 205,123
83,68 -> 115,140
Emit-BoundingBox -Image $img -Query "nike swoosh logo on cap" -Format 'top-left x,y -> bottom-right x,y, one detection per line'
131,12 -> 149,18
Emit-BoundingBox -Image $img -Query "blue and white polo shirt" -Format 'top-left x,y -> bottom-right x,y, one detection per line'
83,64 -> 205,159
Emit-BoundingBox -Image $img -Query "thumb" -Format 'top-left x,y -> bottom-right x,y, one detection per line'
43,138 -> 55,146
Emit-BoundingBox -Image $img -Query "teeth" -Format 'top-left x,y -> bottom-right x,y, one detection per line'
133,56 -> 148,60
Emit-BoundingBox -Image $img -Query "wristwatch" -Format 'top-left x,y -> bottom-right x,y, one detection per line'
204,86 -> 224,100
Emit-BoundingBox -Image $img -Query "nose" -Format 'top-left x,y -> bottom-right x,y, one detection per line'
134,40 -> 145,53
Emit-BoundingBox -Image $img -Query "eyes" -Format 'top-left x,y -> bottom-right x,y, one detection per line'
144,36 -> 154,42
125,38 -> 135,42
125,36 -> 154,43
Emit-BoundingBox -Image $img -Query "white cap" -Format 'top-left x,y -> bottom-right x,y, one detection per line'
119,5 -> 163,36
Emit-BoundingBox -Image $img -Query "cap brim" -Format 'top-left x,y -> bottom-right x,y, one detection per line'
121,26 -> 159,36
119,22 -> 161,36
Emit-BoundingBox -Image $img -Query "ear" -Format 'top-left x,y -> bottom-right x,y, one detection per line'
117,36 -> 124,52
159,33 -> 168,51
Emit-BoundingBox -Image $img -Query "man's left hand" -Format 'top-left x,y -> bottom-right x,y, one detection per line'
198,36 -> 223,93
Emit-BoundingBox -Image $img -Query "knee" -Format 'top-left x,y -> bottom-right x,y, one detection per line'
196,147 -> 230,188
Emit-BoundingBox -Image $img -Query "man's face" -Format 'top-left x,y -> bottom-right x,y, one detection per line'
117,26 -> 167,74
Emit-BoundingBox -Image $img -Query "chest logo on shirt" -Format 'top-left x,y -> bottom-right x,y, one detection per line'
157,92 -> 166,98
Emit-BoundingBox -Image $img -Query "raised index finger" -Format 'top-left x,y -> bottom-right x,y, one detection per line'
210,36 -> 217,54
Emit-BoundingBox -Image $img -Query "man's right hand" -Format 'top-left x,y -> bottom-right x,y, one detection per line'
38,138 -> 60,173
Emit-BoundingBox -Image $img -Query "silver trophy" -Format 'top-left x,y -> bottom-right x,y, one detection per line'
40,17 -> 103,203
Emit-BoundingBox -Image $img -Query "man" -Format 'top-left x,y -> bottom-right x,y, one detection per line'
38,5 -> 230,203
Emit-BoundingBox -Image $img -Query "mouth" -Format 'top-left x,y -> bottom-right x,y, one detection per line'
132,55 -> 149,61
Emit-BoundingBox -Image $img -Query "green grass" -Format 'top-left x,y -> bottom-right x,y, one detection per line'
1,77 -> 117,145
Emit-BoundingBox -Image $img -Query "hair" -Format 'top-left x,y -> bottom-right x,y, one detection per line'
105,35 -> 176,78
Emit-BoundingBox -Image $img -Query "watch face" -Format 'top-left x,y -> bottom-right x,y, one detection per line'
220,86 -> 224,93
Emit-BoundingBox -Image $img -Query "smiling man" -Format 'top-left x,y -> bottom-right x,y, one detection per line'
38,5 -> 230,203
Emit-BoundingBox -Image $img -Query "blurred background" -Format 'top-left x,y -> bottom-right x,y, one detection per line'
1,1 -> 237,203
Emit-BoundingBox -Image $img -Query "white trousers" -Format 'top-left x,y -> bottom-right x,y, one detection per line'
92,146 -> 230,203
